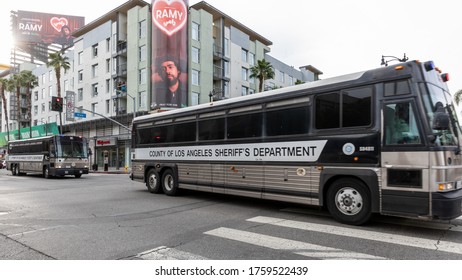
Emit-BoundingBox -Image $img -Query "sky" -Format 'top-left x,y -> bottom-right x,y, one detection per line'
1,0 -> 461,94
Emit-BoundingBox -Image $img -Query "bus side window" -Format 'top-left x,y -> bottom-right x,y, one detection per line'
384,102 -> 421,145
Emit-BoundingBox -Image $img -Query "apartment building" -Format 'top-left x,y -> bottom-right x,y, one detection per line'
1,0 -> 321,170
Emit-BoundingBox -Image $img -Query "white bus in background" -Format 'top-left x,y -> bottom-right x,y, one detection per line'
7,135 -> 90,178
130,60 -> 462,225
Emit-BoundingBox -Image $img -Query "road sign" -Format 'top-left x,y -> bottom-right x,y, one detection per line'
74,112 -> 86,118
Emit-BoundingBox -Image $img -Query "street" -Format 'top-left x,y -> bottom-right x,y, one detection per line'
1,168 -> 462,260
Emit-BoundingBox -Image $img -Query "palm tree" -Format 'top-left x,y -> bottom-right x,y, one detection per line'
21,71 -> 39,138
7,73 -> 25,140
0,78 -> 10,141
47,51 -> 70,133
250,59 -> 275,93
454,89 -> 462,105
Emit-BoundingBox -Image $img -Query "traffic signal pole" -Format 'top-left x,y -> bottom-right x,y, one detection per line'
79,108 -> 131,132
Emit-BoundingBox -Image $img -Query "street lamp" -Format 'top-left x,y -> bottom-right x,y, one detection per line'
381,53 -> 409,66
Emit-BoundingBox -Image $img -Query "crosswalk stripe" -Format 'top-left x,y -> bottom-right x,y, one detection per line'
247,216 -> 462,255
204,227 -> 384,260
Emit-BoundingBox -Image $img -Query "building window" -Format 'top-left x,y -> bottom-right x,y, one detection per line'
92,64 -> 98,78
192,22 -> 200,41
64,80 -> 69,91
49,70 -> 53,82
249,53 -> 255,66
241,86 -> 249,96
192,70 -> 200,86
289,76 -> 294,86
106,100 -> 110,114
106,59 -> 110,73
192,47 -> 200,63
106,79 -> 110,93
41,103 -> 45,113
241,67 -> 248,81
48,86 -> 53,97
139,20 -> 147,38
34,91 -> 38,101
192,92 -> 199,106
92,44 -> 98,58
279,70 -> 285,83
78,70 -> 83,82
139,68 -> 147,85
139,91 -> 146,108
78,52 -> 83,65
241,49 -> 248,63
92,83 -> 98,97
106,38 -> 111,52
91,103 -> 98,116
78,88 -> 83,101
34,105 -> 38,116
41,74 -> 46,84
139,45 -> 146,62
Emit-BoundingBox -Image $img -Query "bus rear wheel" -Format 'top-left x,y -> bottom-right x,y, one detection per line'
146,169 -> 162,193
12,164 -> 18,176
162,169 -> 179,196
326,178 -> 372,225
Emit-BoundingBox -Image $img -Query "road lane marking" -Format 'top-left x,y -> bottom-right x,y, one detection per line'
204,227 -> 384,260
247,216 -> 462,255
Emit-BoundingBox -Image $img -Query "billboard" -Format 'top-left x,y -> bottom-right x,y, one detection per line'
151,0 -> 189,110
13,10 -> 85,47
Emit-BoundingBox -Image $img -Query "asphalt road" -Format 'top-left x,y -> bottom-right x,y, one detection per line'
1,168 -> 462,260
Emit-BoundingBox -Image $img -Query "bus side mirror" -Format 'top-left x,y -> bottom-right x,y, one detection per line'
433,112 -> 449,130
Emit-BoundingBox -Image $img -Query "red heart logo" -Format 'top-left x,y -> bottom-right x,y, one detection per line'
50,17 -> 69,32
152,0 -> 187,36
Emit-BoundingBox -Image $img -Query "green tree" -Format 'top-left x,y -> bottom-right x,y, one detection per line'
21,70 -> 39,138
0,78 -> 10,141
47,51 -> 70,98
47,51 -> 70,133
454,89 -> 462,105
250,59 -> 275,93
7,73 -> 25,140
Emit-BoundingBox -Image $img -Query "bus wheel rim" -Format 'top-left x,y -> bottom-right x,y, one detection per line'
335,187 -> 363,216
164,174 -> 173,191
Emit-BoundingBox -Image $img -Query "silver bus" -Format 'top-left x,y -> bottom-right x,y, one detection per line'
7,135 -> 90,178
130,60 -> 462,225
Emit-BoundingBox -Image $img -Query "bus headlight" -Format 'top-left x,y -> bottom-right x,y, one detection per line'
438,182 -> 454,191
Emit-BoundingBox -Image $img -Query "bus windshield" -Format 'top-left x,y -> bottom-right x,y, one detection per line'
56,138 -> 88,158
421,83 -> 461,147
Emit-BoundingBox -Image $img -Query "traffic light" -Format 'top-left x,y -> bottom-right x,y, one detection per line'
51,96 -> 63,112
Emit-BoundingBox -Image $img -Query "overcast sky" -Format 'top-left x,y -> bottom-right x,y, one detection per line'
1,0 -> 461,93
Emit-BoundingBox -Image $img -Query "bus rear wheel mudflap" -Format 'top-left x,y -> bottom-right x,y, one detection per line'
326,178 -> 372,225
161,169 -> 179,196
146,168 -> 162,194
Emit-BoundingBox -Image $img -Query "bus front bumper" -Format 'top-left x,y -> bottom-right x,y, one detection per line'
52,168 -> 89,176
432,188 -> 462,220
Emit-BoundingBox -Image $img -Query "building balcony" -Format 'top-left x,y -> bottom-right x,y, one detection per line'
213,44 -> 224,60
117,41 -> 127,56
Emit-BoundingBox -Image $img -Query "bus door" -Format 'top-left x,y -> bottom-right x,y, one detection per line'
381,100 -> 430,217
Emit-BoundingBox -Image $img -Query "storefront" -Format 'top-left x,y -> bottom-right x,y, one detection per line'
93,136 -> 128,170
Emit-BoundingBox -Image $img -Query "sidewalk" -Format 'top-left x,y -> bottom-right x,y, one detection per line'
89,167 -> 130,174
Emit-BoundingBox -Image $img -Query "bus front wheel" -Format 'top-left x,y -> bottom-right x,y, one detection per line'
162,169 -> 179,196
12,164 -> 18,176
43,166 -> 51,179
146,169 -> 162,193
326,178 -> 372,225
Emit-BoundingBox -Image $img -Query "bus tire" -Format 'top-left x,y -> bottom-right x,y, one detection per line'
326,178 -> 372,225
43,166 -> 51,179
162,169 -> 179,196
146,169 -> 162,193
12,164 -> 17,176
75,174 -> 82,178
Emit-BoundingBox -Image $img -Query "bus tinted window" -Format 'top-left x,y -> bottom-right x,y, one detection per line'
315,93 -> 340,129
199,118 -> 225,141
343,87 -> 372,127
266,107 -> 309,136
227,112 -> 262,139
173,122 -> 196,143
